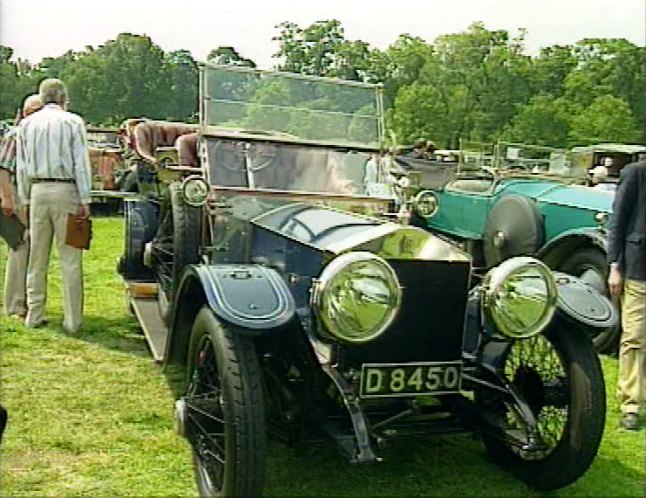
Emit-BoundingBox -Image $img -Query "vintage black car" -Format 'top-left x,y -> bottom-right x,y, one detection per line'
118,64 -> 615,496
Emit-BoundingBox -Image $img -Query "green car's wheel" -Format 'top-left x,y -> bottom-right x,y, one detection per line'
180,307 -> 266,497
481,326 -> 605,491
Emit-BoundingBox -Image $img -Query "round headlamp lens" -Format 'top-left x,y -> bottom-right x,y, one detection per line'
482,257 -> 557,339
313,252 -> 401,344
182,175 -> 209,207
412,190 -> 439,217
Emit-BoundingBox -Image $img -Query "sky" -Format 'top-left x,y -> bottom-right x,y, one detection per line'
1,0 -> 644,68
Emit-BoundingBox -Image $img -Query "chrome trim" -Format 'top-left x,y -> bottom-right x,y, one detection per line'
325,224 -> 401,254
481,257 -> 557,340
181,175 -> 210,207
210,185 -> 393,206
412,190 -> 439,218
311,252 -> 402,344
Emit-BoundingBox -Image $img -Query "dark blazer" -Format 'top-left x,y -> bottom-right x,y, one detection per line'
607,161 -> 646,281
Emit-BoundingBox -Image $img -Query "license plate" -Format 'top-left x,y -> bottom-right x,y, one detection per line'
359,361 -> 462,398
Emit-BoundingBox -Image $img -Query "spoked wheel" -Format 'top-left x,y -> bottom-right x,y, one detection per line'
480,327 -> 605,491
151,182 -> 200,320
178,307 -> 266,497
558,247 -> 620,353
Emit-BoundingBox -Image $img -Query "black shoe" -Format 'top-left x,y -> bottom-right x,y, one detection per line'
620,413 -> 640,431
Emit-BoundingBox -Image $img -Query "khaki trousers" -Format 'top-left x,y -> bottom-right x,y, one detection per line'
26,183 -> 83,332
3,182 -> 29,316
617,279 -> 646,415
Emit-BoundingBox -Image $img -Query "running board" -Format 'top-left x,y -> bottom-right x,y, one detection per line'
131,297 -> 169,363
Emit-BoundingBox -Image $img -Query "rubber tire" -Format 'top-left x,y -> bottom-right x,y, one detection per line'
186,307 -> 266,497
558,247 -> 620,354
157,183 -> 201,322
120,199 -> 158,280
483,195 -> 545,267
169,182 -> 201,297
481,326 -> 606,491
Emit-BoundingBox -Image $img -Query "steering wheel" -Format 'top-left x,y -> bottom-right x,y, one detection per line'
212,141 -> 277,174
247,142 -> 278,172
212,141 -> 246,172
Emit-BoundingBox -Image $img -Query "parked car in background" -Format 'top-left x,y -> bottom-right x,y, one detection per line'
395,148 -> 460,189
86,126 -> 127,204
570,142 -> 646,188
118,65 -> 613,497
115,117 -> 198,196
412,141 -> 618,352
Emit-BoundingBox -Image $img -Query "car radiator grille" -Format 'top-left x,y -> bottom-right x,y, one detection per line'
339,259 -> 470,369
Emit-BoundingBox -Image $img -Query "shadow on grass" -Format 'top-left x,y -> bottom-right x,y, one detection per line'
263,434 -> 527,497
262,431 -> 645,497
73,313 -> 150,357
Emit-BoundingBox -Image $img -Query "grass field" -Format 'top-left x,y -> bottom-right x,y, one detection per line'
0,216 -> 644,496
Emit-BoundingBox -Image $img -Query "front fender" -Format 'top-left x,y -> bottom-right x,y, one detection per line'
536,227 -> 607,268
552,271 -> 617,329
164,264 -> 296,367
179,264 -> 295,331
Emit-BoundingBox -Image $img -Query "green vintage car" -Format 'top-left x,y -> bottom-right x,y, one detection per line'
412,141 -> 620,352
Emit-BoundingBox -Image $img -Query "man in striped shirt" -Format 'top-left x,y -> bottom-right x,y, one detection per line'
16,78 -> 92,333
0,94 -> 42,317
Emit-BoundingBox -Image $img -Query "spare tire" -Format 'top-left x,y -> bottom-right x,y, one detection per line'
118,199 -> 159,280
483,195 -> 544,267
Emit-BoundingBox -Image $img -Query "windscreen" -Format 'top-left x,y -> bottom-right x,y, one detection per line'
200,64 -> 384,149
205,138 -> 395,199
459,141 -> 584,179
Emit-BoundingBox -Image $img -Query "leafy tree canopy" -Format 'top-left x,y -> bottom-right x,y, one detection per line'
0,24 -> 642,148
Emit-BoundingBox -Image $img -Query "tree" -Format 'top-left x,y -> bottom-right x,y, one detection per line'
272,20 -> 376,81
164,49 -> 198,121
564,38 -> 645,138
568,94 -> 641,146
388,23 -> 534,148
55,33 -> 170,124
373,34 -> 434,106
0,46 -> 43,120
529,45 -> 578,98
500,94 -> 571,147
389,83 -> 455,147
207,46 -> 256,68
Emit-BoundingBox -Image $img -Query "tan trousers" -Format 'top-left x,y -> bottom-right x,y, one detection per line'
617,279 -> 646,415
3,182 -> 29,316
26,183 -> 84,332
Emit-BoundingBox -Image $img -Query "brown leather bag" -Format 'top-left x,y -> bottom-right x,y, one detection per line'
65,214 -> 92,250
0,211 -> 25,250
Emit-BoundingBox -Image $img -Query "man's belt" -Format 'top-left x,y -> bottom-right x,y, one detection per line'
32,178 -> 75,184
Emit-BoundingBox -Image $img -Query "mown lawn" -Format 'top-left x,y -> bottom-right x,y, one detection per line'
0,216 -> 644,496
